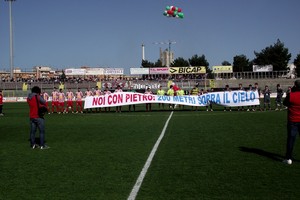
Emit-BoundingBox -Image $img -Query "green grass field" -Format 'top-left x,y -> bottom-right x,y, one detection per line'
0,102 -> 300,200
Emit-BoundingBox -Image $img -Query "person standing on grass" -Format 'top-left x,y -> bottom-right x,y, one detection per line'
190,85 -> 199,111
128,86 -> 136,112
167,85 -> 175,110
66,88 -> 74,113
145,87 -> 153,112
42,91 -> 50,114
114,85 -> 123,113
58,89 -> 66,114
27,86 -> 49,149
283,80 -> 300,165
51,87 -> 59,113
275,84 -> 284,111
263,85 -> 271,111
223,85 -> 232,112
75,88 -> 84,113
156,86 -> 165,110
103,87 -> 111,112
254,82 -> 262,111
0,90 -> 4,116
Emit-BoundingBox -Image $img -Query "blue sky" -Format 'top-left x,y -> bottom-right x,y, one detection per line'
0,0 -> 299,74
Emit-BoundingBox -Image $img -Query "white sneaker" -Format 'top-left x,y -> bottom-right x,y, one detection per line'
283,159 -> 292,165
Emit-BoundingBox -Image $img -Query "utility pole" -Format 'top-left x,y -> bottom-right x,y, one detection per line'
5,0 -> 16,79
153,40 -> 176,67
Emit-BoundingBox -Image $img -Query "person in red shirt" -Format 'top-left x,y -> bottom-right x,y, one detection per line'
58,89 -> 66,114
27,86 -> 49,149
283,80 -> 300,164
42,91 -> 50,114
75,88 -> 84,113
66,88 -> 74,113
0,90 -> 4,116
51,87 -> 59,113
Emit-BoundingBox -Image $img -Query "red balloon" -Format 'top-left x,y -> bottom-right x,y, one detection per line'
167,10 -> 174,15
172,6 -> 176,11
177,8 -> 182,12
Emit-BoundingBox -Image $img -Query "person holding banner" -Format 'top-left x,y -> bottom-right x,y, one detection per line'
156,86 -> 165,110
51,87 -> 59,113
85,88 -> 93,113
237,84 -> 245,111
283,80 -> 300,165
253,82 -> 262,111
145,87 -> 153,112
167,85 -> 175,110
75,88 -> 84,113
94,86 -> 102,113
190,85 -> 199,111
103,87 -> 112,112
114,85 -> 123,113
224,85 -> 232,112
128,86 -> 136,112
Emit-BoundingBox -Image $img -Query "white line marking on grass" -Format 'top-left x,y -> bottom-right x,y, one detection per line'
127,111 -> 174,200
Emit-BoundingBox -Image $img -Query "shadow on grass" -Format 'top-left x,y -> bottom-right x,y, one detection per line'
239,146 -> 285,162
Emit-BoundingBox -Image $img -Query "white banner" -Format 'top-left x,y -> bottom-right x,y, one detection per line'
85,68 -> 104,75
130,68 -> 149,75
65,68 -> 86,76
104,68 -> 124,75
84,91 -> 260,109
253,65 -> 273,72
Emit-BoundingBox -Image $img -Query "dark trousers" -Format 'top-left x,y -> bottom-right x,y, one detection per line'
0,105 -> 3,113
30,118 -> 45,147
286,121 -> 300,159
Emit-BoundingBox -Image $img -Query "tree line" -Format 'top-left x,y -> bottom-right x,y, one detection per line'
141,39 -> 300,78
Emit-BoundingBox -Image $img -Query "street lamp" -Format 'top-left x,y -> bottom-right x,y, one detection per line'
5,0 -> 16,79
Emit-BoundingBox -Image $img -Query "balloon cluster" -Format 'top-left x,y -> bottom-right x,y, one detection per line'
163,6 -> 184,19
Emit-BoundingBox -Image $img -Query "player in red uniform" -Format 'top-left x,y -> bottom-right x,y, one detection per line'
51,87 -> 59,113
75,88 -> 84,113
58,89 -> 66,114
42,91 -> 50,114
66,88 -> 74,113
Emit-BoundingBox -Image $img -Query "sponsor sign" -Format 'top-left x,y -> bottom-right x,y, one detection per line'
84,91 -> 260,109
65,68 -> 86,76
253,65 -> 273,72
104,68 -> 124,75
150,68 -> 169,74
85,68 -> 104,75
130,68 -> 149,75
212,66 -> 233,73
169,66 -> 206,74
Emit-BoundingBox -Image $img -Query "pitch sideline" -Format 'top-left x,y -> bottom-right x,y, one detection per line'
127,111 -> 174,200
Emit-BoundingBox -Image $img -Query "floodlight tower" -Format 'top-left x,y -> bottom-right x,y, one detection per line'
5,0 -> 16,79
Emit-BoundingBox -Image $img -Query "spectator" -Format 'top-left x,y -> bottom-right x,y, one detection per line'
27,86 -> 49,149
283,80 -> 300,165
